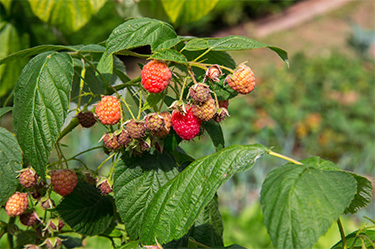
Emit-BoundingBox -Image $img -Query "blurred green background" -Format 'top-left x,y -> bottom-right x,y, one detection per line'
1,0 -> 374,248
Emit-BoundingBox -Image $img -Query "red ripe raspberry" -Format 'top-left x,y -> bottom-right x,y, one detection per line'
99,180 -> 112,195
95,96 -> 121,125
20,211 -> 39,227
145,113 -> 165,132
102,133 -> 121,150
226,63 -> 256,94
141,60 -> 172,93
189,83 -> 211,104
51,169 -> 77,196
172,107 -> 202,140
77,111 -> 97,128
5,192 -> 29,217
118,129 -> 131,147
191,98 -> 217,122
152,111 -> 172,137
19,168 -> 38,188
126,120 -> 146,139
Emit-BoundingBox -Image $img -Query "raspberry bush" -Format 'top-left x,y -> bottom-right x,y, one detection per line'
0,17 -> 373,249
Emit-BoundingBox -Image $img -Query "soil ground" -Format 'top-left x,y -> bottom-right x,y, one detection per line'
214,0 -> 375,76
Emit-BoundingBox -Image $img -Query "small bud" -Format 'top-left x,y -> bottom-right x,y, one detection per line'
206,64 -> 223,82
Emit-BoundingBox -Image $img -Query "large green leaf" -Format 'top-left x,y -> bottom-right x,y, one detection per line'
113,152 -> 180,240
56,182 -> 114,236
161,0 -> 219,27
106,17 -> 177,54
331,229 -> 375,249
260,157 -> 357,249
0,21 -> 29,98
0,45 -> 79,65
140,144 -> 268,244
0,127 -> 23,206
28,0 -> 106,33
184,36 -> 289,65
150,49 -> 188,64
344,172 -> 373,214
13,52 -> 74,180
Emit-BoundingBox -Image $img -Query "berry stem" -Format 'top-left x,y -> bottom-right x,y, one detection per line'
76,59 -> 86,114
108,153 -> 120,181
95,152 -> 116,174
193,48 -> 213,62
6,217 -> 15,248
268,151 -> 303,165
78,53 -> 110,90
179,78 -> 188,101
137,91 -> 143,120
337,218 -> 347,249
188,238 -> 210,248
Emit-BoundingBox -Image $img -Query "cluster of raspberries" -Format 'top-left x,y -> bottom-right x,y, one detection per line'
77,60 -> 255,151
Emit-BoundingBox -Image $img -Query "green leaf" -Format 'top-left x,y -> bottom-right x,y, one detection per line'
78,44 -> 106,53
0,45 -> 79,65
0,0 -> 12,13
344,172 -> 373,214
184,36 -> 289,65
154,36 -> 187,51
190,194 -> 224,247
113,152 -> 180,239
0,21 -> 29,98
331,229 -> 375,249
141,93 -> 163,112
97,51 -> 113,83
28,0 -> 106,33
0,106 -> 12,118
56,182 -> 114,236
204,120 -> 225,151
106,17 -> 177,54
0,127 -> 22,206
150,49 -> 188,64
212,77 -> 238,101
140,144 -> 268,244
13,52 -> 74,180
161,0 -> 219,27
119,240 -> 140,249
260,157 -> 357,249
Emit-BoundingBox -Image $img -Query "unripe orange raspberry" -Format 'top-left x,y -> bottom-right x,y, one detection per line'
141,60 -> 172,93
226,63 -> 255,94
19,168 -> 38,188
152,111 -> 172,137
5,192 -> 29,217
95,96 -> 121,125
191,98 -> 217,121
51,169 -> 77,196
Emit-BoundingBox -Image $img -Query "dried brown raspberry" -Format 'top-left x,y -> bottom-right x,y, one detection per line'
189,83 -> 211,104
145,113 -> 165,132
77,111 -> 97,128
99,180 -> 113,195
117,129 -> 131,147
20,211 -> 39,227
213,108 -> 230,123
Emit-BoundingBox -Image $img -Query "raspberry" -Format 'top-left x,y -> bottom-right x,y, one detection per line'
191,98 -> 217,122
139,139 -> 151,152
226,63 -> 256,94
189,83 -> 211,104
152,111 -> 172,137
205,64 -> 223,82
50,169 -> 77,196
102,133 -> 121,150
19,168 -> 38,188
77,111 -> 97,128
141,60 -> 172,93
20,211 -> 39,227
5,192 -> 29,217
95,96 -> 121,125
126,120 -> 146,139
172,107 -> 202,140
145,113 -> 165,132
117,129 -> 131,147
213,108 -> 229,123
99,180 -> 112,195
